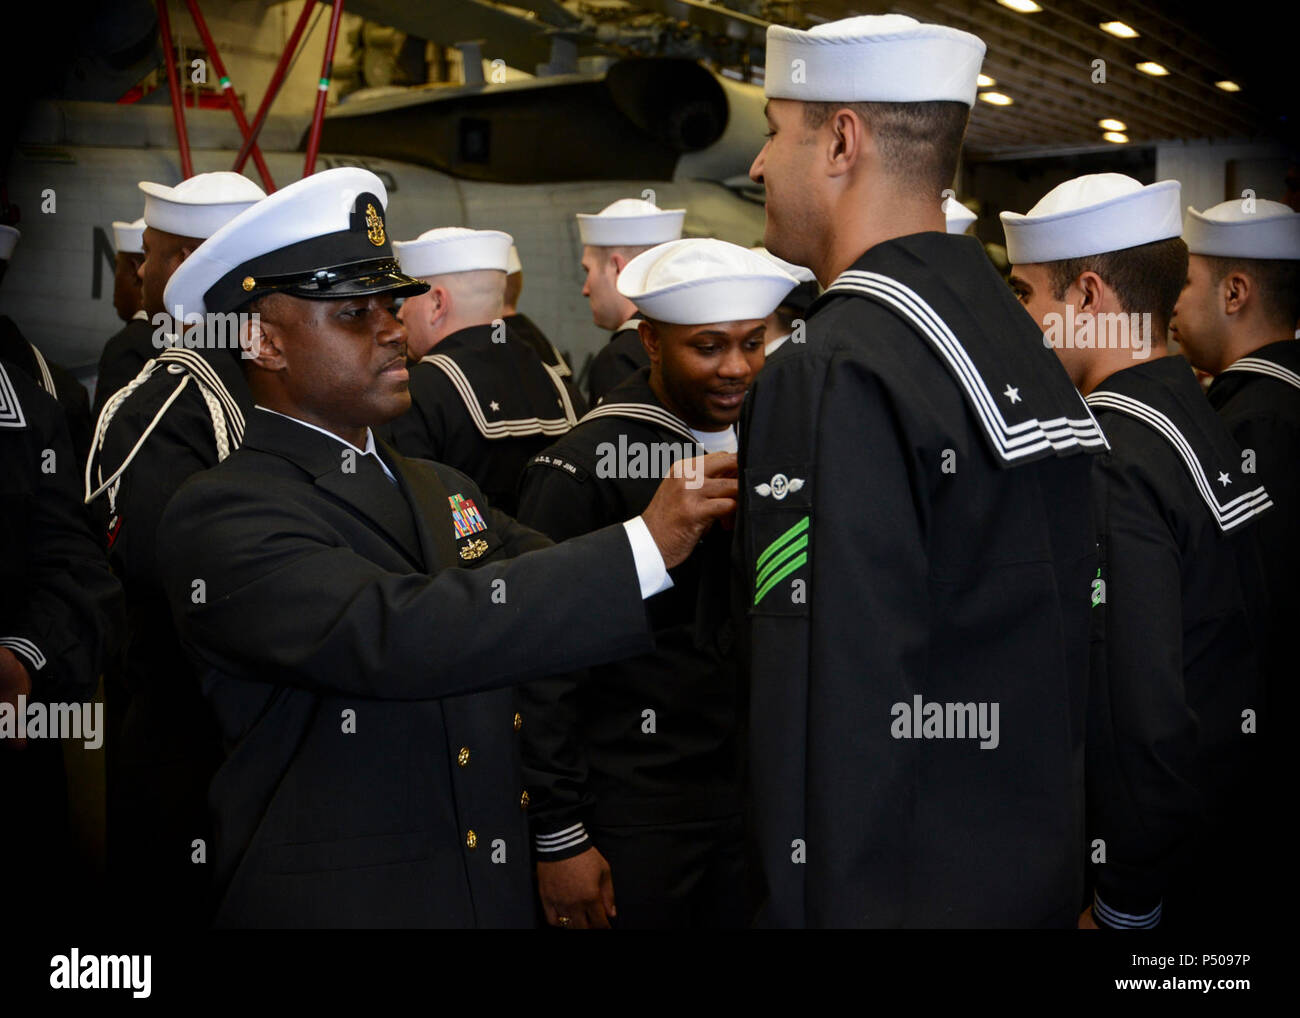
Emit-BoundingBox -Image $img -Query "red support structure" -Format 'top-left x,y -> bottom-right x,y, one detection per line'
183,0 -> 276,192
233,0 -> 315,176
303,0 -> 345,177
156,0 -> 194,178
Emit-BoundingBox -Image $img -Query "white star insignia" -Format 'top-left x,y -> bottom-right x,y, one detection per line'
1217,471 -> 1232,487
489,400 -> 500,412
1003,384 -> 1021,405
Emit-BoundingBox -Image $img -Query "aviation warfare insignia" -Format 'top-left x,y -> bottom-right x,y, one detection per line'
449,493 -> 488,538
365,202 -> 385,246
754,472 -> 804,500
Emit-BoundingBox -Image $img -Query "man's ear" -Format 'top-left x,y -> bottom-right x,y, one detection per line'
827,107 -> 866,177
243,308 -> 287,372
1075,271 -> 1106,314
638,320 -> 660,364
609,252 -> 628,276
1223,271 -> 1252,316
429,285 -> 450,325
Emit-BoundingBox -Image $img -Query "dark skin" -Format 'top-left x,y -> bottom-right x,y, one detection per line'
242,292 -> 411,447
0,648 -> 31,750
536,315 -> 763,929
640,318 -> 766,431
139,226 -> 201,320
243,290 -> 737,566
113,252 -> 145,322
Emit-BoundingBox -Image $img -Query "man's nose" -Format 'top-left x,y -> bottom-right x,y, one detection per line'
749,145 -> 766,184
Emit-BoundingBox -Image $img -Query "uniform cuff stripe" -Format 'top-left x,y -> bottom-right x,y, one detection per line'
535,823 -> 589,852
1094,894 -> 1162,929
0,636 -> 46,671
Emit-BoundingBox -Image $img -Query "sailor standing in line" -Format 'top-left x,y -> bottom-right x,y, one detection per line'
503,243 -> 587,416
1003,173 -> 1272,930
0,356 -> 123,920
383,227 -> 579,516
577,198 -> 685,405
1169,198 -> 1298,905
93,216 -> 149,420
85,170 -> 264,929
1171,200 -> 1299,681
90,173 -> 266,422
740,13 -> 1108,928
515,239 -> 796,929
0,224 -> 94,464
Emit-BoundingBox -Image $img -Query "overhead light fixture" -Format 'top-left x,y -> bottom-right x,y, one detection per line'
977,74 -> 996,87
979,91 -> 1014,106
1216,80 -> 1241,92
1136,61 -> 1169,76
1099,21 -> 1139,38
997,0 -> 1042,12
1103,131 -> 1129,144
1098,118 -> 1127,131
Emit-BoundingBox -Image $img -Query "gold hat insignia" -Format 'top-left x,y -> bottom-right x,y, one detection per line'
365,203 -> 385,247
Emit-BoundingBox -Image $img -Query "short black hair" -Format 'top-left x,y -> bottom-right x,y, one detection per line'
1202,255 -> 1300,328
1047,236 -> 1189,330
802,100 -> 970,195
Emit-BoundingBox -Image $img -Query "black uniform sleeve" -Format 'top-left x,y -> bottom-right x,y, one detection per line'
1087,448 -> 1201,928
513,455 -> 619,859
737,343 -> 933,923
385,365 -> 450,462
1,381 -> 123,700
158,473 -> 654,702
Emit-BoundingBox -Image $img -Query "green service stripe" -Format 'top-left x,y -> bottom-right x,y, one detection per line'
755,515 -> 809,572
755,534 -> 808,591
319,77 -> 331,88
754,552 -> 807,606
219,76 -> 231,88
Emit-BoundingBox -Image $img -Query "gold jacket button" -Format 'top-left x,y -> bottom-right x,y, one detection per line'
466,829 -> 477,849
457,746 -> 470,767
513,712 -> 523,732
519,789 -> 530,809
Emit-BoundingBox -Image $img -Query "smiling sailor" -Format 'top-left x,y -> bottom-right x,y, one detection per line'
1004,172 -> 1272,931
740,13 -> 1108,928
515,238 -> 795,929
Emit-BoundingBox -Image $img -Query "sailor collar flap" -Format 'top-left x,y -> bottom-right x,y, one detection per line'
1086,358 -> 1273,533
821,236 -> 1109,469
420,325 -> 577,440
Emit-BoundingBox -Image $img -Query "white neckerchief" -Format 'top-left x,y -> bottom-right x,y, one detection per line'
689,424 -> 738,454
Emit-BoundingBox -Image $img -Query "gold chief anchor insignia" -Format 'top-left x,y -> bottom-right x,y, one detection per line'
459,538 -> 489,561
364,203 -> 385,246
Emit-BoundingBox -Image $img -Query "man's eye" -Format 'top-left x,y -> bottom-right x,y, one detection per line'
763,129 -> 775,139
696,346 -> 719,355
